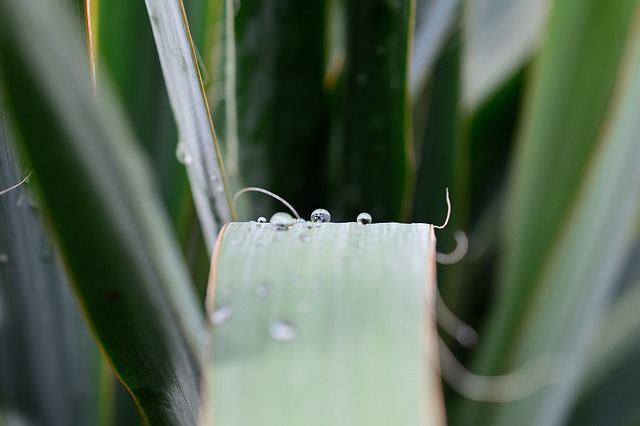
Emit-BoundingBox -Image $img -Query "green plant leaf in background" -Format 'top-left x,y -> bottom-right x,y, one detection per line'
202,221 -> 444,425
453,0 -> 640,424
143,0 -> 234,253
232,0 -> 327,218
330,0 -> 415,222
0,0 -> 204,422
0,105 -> 105,426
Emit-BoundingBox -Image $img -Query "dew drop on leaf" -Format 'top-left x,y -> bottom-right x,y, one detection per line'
269,320 -> 297,342
257,216 -> 267,223
175,141 -> 193,165
210,305 -> 234,325
310,208 -> 331,223
356,212 -> 372,225
270,212 -> 295,230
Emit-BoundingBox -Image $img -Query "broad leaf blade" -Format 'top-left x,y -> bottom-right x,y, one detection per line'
203,222 -> 443,425
0,0 -> 204,423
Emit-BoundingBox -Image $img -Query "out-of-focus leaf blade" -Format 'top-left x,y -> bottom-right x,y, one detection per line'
0,0 -> 204,423
567,262 -> 640,426
410,0 -> 460,99
233,0 -> 327,217
143,0 -> 233,252
462,0 -> 551,109
202,222 -> 443,425
455,3 -> 640,424
95,0 -> 186,226
0,110 -> 104,426
331,0 -> 414,222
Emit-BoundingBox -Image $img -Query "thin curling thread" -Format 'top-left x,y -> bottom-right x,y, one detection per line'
233,187 -> 301,219
436,230 -> 468,265
0,172 -> 32,197
434,188 -> 451,229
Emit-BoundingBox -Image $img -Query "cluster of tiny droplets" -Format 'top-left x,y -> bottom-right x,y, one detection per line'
257,209 -> 372,225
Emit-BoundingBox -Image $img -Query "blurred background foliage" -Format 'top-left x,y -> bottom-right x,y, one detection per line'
1,0 -> 640,424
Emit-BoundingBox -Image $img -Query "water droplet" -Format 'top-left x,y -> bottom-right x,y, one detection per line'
209,173 -> 224,193
287,366 -> 307,385
356,212 -> 372,225
310,208 -> 331,223
270,212 -> 295,230
299,234 -> 310,243
257,216 -> 267,223
255,283 -> 270,298
0,253 -> 8,264
210,305 -> 234,325
296,218 -> 306,223
297,300 -> 311,314
175,141 -> 193,165
269,320 -> 297,342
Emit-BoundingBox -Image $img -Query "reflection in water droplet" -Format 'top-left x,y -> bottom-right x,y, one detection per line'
310,208 -> 331,223
287,366 -> 307,386
0,253 -> 8,264
356,212 -> 372,225
270,212 -> 295,230
175,141 -> 193,164
269,320 -> 297,342
297,300 -> 311,314
211,306 -> 234,325
257,216 -> 267,223
255,283 -> 270,298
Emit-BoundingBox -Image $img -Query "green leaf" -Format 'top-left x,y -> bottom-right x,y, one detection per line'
0,0 -> 204,423
462,0 -> 551,109
0,111 -> 104,426
143,0 -> 233,252
567,265 -> 640,426
95,0 -> 186,226
202,221 -> 444,425
330,0 -> 414,222
454,2 -> 640,424
233,0 -> 327,217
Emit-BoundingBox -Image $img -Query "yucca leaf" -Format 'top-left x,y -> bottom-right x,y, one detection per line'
202,221 -> 444,425
330,0 -> 414,222
0,0 -> 204,423
462,0 -> 551,109
232,0 -> 327,217
454,2 -> 640,424
0,112 -> 105,426
143,0 -> 233,252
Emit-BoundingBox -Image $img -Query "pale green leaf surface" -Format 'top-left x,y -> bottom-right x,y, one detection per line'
143,0 -> 233,252
203,222 -> 443,425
